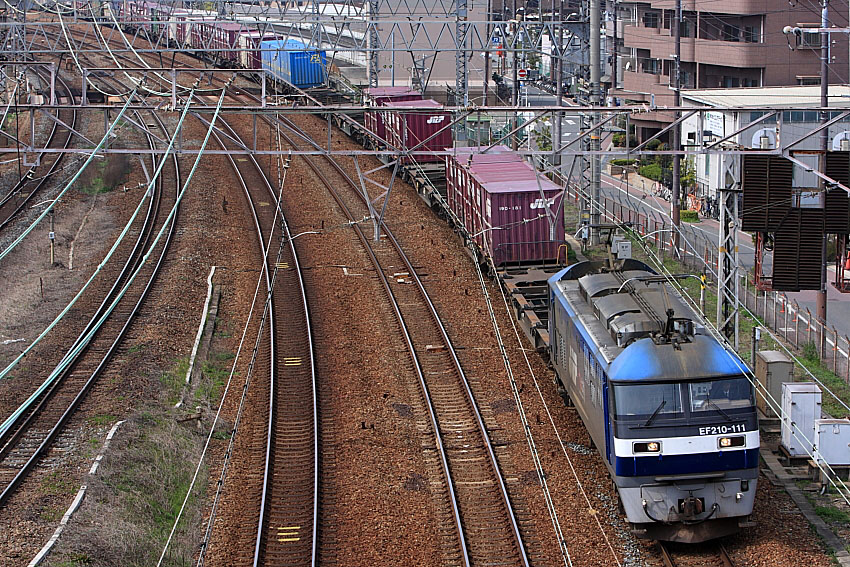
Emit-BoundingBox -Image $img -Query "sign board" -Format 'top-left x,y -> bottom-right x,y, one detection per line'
518,69 -> 528,80
491,36 -> 501,45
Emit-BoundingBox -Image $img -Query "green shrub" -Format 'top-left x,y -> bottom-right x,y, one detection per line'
610,158 -> 636,166
639,163 -> 662,181
680,210 -> 699,223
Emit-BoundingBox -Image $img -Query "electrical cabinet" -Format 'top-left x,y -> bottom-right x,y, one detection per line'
815,419 -> 850,466
755,350 -> 793,418
781,382 -> 822,457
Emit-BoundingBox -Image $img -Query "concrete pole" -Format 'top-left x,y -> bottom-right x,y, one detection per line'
817,0 -> 830,322
590,0 -> 601,244
672,0 -> 682,255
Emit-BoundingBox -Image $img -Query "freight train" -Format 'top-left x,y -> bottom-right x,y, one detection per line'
83,0 -> 759,542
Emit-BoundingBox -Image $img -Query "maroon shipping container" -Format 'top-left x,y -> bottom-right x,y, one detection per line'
192,21 -> 242,64
446,146 -> 566,265
384,99 -> 452,163
363,87 -> 422,145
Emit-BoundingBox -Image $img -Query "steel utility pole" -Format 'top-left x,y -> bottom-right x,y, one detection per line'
672,0 -> 682,255
590,0 -> 601,244
484,0 -> 492,106
817,0 -> 830,322
554,0 -> 564,168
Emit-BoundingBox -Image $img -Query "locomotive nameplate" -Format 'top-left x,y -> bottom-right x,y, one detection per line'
698,424 -> 747,436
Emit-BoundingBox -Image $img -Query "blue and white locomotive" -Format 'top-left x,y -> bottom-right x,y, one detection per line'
548,259 -> 758,543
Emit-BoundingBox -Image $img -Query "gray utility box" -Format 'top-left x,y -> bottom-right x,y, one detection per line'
755,350 -> 793,418
815,419 -> 850,466
781,382 -> 822,457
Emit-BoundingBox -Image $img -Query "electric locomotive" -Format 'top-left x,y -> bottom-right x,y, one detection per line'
548,258 -> 758,543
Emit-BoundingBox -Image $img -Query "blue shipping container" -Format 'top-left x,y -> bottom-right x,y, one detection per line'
260,39 -> 327,89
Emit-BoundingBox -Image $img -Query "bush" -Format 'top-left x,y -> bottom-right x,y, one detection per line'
610,158 -> 636,166
639,163 -> 662,181
680,210 -> 699,223
611,132 -> 638,147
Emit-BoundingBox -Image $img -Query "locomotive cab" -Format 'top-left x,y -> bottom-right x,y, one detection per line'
609,372 -> 759,542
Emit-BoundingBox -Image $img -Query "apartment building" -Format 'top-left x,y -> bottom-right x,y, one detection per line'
608,0 -> 849,138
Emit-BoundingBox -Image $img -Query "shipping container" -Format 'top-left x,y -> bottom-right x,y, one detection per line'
446,146 -> 566,265
363,87 -> 422,145
185,15 -> 218,49
261,39 -> 328,89
192,21 -> 243,65
238,31 -> 279,69
172,10 -> 213,46
384,99 -> 452,163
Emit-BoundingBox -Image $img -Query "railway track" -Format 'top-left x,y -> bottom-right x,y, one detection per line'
264,109 -> 529,566
0,68 -> 76,231
656,541 -> 735,567
198,111 -> 319,567
0,69 -> 181,507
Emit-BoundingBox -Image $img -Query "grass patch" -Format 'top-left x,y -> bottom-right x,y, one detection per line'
54,413 -> 206,566
815,505 -> 850,524
160,357 -> 189,406
41,470 -> 76,496
128,342 -> 146,354
88,414 -> 118,427
195,351 -> 234,406
78,154 -> 130,195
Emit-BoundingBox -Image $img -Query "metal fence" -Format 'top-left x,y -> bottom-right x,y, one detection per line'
561,176 -> 850,385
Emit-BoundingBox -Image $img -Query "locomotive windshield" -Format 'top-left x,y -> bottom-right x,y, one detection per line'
613,383 -> 683,418
689,377 -> 754,412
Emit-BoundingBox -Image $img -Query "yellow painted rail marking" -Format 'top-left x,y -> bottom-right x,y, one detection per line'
277,526 -> 301,542
283,357 -> 302,366
275,262 -> 289,269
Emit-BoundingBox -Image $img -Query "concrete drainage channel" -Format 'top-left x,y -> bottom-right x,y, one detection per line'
27,419 -> 125,567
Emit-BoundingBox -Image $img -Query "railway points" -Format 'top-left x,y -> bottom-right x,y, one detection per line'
1,2 -> 850,567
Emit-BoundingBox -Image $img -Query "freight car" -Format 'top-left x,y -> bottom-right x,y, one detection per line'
363,86 -> 422,147
548,259 -> 758,542
446,146 -> 566,265
384,99 -> 451,164
261,39 -> 328,89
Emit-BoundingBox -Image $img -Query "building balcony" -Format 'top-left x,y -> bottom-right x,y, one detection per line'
623,25 -> 766,68
636,0 -> 771,16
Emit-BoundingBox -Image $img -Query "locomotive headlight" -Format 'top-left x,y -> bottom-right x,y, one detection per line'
633,441 -> 661,453
718,436 -> 745,449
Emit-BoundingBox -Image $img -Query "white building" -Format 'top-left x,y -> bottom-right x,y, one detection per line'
681,85 -> 850,199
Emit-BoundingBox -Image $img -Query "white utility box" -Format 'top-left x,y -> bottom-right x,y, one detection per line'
815,419 -> 850,466
781,382 -> 822,457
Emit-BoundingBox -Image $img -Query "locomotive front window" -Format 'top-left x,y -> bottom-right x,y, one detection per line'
613,383 -> 682,418
689,377 -> 754,412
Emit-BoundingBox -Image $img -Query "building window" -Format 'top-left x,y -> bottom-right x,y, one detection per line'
680,20 -> 692,38
643,11 -> 659,28
722,23 -> 740,42
797,30 -> 820,47
722,76 -> 740,88
797,75 -> 821,85
744,26 -> 759,43
643,58 -> 661,74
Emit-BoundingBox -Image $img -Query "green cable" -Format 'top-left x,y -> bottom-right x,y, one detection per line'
0,88 -> 139,263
